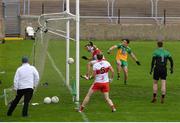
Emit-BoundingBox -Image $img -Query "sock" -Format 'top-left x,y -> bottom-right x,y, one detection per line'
111,105 -> 116,110
117,73 -> 120,77
162,94 -> 165,99
153,93 -> 157,98
79,105 -> 84,111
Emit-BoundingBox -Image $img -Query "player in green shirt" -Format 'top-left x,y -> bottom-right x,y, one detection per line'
107,39 -> 140,85
150,41 -> 173,103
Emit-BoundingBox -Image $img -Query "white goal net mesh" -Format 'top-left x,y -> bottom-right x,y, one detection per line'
34,11 -> 78,101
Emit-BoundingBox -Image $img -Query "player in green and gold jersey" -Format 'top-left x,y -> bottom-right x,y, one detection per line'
107,39 -> 140,85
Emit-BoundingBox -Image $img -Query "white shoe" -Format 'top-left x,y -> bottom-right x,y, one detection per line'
112,108 -> 116,112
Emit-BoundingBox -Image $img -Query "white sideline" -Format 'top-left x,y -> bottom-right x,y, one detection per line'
47,52 -> 89,122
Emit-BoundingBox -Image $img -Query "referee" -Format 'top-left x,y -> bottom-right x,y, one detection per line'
7,56 -> 39,117
150,41 -> 173,103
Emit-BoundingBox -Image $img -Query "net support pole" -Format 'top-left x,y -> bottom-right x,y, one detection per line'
66,0 -> 70,87
163,9 -> 166,26
118,9 -> 120,24
106,0 -> 110,17
150,0 -> 154,17
76,0 -> 80,102
23,0 -> 26,15
42,3 -> 44,14
27,0 -> 30,15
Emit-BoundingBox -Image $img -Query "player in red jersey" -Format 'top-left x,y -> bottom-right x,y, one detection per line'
82,41 -> 101,61
79,53 -> 116,112
81,41 -> 104,80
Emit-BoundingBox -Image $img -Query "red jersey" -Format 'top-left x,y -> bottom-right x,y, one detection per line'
92,49 -> 101,60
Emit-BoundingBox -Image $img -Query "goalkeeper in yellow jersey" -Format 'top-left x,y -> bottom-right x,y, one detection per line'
107,39 -> 140,85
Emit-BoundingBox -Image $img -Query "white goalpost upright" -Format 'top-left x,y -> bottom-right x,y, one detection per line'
75,0 -> 80,102
66,0 -> 70,89
65,0 -> 80,102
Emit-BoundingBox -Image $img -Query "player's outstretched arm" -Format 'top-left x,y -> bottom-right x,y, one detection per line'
107,45 -> 117,54
130,52 -> 141,65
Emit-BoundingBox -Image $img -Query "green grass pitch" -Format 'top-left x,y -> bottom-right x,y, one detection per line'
0,40 -> 180,121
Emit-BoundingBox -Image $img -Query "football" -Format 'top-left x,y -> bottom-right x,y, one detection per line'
51,96 -> 59,103
43,97 -> 51,104
67,57 -> 74,64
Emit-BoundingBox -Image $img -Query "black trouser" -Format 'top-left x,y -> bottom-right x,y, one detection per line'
7,88 -> 33,116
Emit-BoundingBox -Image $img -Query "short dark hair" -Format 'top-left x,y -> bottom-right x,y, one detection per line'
157,41 -> 163,47
122,39 -> 130,44
22,56 -> 29,63
84,41 -> 93,47
97,53 -> 103,60
89,41 -> 93,46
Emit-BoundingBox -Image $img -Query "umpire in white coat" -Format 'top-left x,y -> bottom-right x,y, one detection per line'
7,56 -> 39,117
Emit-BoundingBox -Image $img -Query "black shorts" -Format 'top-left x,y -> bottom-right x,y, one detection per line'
153,67 -> 167,80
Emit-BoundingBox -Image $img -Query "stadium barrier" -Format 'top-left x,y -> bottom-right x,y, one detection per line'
0,19 -> 4,39
20,15 -> 180,41
80,23 -> 180,40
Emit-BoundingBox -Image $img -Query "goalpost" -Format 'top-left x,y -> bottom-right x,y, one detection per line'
35,0 -> 80,102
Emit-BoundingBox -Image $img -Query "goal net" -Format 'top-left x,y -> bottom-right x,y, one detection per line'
3,88 -> 24,106
34,11 -> 79,103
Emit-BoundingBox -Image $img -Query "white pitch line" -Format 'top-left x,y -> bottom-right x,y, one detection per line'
0,71 -> 5,74
47,52 -> 89,122
47,52 -> 72,92
79,111 -> 89,122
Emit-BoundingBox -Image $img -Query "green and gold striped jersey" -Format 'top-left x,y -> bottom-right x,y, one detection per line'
116,44 -> 132,61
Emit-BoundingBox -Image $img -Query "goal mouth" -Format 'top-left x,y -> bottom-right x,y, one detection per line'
34,9 -> 79,102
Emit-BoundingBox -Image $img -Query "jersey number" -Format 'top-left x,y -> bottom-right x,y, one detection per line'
100,67 -> 106,74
